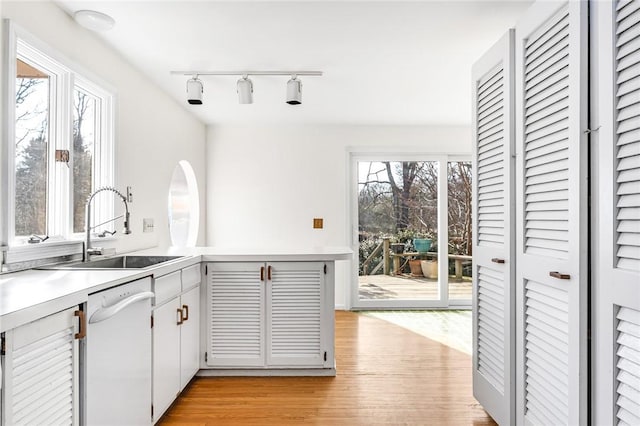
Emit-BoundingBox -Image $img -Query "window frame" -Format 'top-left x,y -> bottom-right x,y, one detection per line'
348,149 -> 472,310
1,21 -> 115,251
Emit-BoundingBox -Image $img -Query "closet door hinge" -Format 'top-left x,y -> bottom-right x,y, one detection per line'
1,335 -> 5,355
324,351 -> 327,362
151,315 -> 154,329
205,352 -> 208,363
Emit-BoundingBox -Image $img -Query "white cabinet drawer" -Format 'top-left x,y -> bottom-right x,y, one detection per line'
181,264 -> 201,290
154,271 -> 181,305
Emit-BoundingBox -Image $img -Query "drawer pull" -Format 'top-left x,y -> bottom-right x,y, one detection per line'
549,271 -> 571,280
182,304 -> 189,321
491,258 -> 505,264
74,310 -> 86,340
177,308 -> 184,325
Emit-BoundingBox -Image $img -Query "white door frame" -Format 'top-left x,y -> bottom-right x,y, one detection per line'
348,149 -> 471,310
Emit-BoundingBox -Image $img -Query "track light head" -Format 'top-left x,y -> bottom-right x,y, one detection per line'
186,77 -> 203,105
237,76 -> 253,104
286,76 -> 302,105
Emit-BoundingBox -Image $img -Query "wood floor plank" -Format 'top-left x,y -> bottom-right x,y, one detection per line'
159,311 -> 496,425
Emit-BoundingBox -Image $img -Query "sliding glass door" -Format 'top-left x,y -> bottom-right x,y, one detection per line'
351,154 -> 472,309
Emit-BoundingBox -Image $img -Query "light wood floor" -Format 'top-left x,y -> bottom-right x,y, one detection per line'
159,311 -> 496,426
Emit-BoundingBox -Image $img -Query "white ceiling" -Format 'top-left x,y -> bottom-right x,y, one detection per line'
55,1 -> 532,126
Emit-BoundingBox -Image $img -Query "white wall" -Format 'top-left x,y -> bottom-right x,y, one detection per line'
206,124 -> 471,308
1,1 -> 206,251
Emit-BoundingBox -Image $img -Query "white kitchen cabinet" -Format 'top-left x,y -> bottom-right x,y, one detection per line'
1,306 -> 83,425
152,294 -> 181,422
179,285 -> 200,389
152,265 -> 201,423
206,261 -> 334,371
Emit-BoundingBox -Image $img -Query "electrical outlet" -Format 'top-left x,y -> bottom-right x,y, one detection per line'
313,218 -> 323,229
143,218 -> 154,233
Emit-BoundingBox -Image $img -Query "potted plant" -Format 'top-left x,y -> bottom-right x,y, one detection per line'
409,258 -> 423,276
390,242 -> 405,254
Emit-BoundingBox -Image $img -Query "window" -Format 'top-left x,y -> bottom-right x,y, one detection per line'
5,30 -> 114,245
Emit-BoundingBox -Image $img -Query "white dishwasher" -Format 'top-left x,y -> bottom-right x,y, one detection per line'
86,277 -> 154,425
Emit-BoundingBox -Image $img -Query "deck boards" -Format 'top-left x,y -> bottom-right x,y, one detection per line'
359,274 -> 472,300
159,311 -> 495,426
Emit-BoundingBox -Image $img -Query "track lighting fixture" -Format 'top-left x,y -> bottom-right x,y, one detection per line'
186,76 -> 203,105
172,70 -> 322,106
237,75 -> 253,104
286,75 -> 302,105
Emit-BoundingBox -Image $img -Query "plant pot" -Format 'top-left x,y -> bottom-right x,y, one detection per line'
409,259 -> 423,277
413,238 -> 432,253
390,243 -> 405,254
420,260 -> 438,279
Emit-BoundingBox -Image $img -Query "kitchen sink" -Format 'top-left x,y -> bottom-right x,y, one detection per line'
45,255 -> 184,270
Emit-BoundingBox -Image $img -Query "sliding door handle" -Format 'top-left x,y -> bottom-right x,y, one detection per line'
491,258 -> 505,264
549,271 -> 571,280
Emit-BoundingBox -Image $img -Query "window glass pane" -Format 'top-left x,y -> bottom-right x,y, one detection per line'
447,161 -> 473,300
14,59 -> 49,237
73,88 -> 96,233
358,161 -> 439,301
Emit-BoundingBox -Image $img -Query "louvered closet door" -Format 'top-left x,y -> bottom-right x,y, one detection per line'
2,307 -> 79,426
471,29 -> 515,426
207,262 -> 265,367
266,262 -> 325,367
593,1 -> 640,424
514,2 -> 588,425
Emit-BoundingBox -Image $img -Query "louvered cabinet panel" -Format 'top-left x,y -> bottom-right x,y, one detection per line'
615,0 -> 640,272
593,1 -> 640,423
267,262 -> 325,367
472,29 -> 515,426
523,9 -> 571,260
2,307 -> 79,426
515,1 -> 587,425
207,262 -> 265,367
524,279 -> 569,426
476,266 -> 505,393
616,307 -> 640,426
477,66 -> 506,248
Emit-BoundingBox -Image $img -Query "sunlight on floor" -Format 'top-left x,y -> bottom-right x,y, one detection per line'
362,310 -> 472,355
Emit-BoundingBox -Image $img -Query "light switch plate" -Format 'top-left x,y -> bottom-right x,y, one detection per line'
313,218 -> 323,229
143,218 -> 154,233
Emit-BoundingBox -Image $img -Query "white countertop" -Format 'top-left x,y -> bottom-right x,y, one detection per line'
0,246 -> 352,332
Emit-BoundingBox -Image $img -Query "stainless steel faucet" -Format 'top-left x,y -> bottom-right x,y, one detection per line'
85,186 -> 131,261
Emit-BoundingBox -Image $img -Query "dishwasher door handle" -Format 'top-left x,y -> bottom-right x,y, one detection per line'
89,291 -> 155,324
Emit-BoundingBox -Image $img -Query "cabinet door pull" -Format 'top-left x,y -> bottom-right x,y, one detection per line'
267,265 -> 272,281
549,271 -> 571,280
74,310 -> 86,340
260,266 -> 265,281
177,308 -> 184,325
182,304 -> 189,321
491,258 -> 505,264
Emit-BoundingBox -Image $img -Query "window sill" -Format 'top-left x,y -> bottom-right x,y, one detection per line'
2,240 -> 83,273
